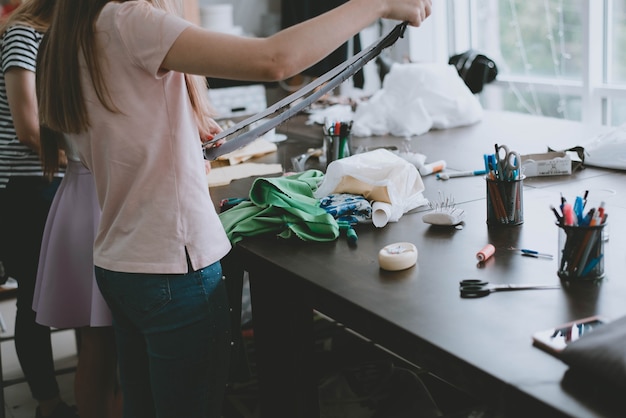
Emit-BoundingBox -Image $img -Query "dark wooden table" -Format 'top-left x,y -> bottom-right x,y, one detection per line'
210,111 -> 626,418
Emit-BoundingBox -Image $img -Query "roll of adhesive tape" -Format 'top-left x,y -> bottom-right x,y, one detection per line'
476,244 -> 495,262
378,242 -> 418,271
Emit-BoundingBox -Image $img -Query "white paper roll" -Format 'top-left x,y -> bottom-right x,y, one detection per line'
372,201 -> 392,228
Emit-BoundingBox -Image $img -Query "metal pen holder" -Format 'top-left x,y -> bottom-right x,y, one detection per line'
322,121 -> 352,168
557,223 -> 606,281
486,176 -> 524,226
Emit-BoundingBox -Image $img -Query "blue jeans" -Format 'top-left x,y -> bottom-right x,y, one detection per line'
95,261 -> 231,418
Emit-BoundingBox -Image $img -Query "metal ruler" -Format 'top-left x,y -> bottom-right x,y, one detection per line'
203,22 -> 408,160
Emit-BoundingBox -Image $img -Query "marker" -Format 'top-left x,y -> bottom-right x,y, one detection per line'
420,160 -> 447,176
337,220 -> 358,245
219,197 -> 249,212
562,203 -> 575,226
437,169 -> 488,180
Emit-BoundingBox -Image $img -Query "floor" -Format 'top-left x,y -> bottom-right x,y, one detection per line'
0,276 -> 484,418
1,278 -> 78,418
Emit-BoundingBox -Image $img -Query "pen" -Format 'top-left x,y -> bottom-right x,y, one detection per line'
581,254 -> 603,277
510,248 -> 554,259
337,220 -> 358,245
520,249 -> 554,259
550,205 -> 563,225
436,169 -> 487,180
574,196 -> 584,225
219,197 -> 249,212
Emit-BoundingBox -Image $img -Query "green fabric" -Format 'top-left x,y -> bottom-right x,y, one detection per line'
219,170 -> 339,243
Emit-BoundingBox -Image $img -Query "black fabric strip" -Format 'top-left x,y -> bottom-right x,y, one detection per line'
203,22 -> 407,160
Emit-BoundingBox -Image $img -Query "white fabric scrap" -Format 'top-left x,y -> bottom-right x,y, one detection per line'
305,104 -> 354,126
583,124 -> 626,170
352,63 -> 484,137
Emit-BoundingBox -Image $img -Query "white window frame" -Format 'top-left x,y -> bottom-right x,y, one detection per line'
401,0 -> 626,126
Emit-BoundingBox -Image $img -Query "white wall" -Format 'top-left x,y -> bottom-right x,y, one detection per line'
198,0 -> 281,37
195,0 -> 441,95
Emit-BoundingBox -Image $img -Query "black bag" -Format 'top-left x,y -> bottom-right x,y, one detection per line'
449,50 -> 498,94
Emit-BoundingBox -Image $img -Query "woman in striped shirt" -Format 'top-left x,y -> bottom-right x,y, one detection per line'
0,2 -> 76,418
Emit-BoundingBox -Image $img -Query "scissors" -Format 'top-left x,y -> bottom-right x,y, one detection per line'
459,279 -> 560,298
495,144 -> 521,180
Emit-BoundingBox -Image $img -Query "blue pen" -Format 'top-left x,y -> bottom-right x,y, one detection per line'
581,208 -> 595,227
581,254 -> 603,276
574,196 -> 584,225
510,248 -> 553,259
436,169 -> 488,180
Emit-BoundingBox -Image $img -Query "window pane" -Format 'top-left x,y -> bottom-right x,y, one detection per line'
609,98 -> 626,125
609,1 -> 626,84
473,0 -> 584,79
481,85 -> 582,121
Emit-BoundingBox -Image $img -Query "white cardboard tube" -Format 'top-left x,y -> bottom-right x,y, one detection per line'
372,201 -> 392,228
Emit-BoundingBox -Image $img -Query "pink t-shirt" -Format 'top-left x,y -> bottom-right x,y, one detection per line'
72,1 -> 231,274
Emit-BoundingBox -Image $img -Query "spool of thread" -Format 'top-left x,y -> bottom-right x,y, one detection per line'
476,244 -> 495,262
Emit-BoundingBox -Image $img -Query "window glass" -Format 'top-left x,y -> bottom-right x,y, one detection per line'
609,1 -> 626,83
481,85 -> 582,121
473,0 -> 583,79
609,98 -> 626,125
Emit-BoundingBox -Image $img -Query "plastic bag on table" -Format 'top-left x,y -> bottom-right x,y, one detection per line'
351,62 -> 483,138
313,149 -> 428,225
582,124 -> 626,170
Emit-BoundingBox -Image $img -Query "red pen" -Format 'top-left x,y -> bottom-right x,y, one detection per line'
597,201 -> 605,223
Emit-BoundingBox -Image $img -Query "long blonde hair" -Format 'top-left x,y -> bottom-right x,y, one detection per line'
37,0 -> 215,174
0,0 -> 54,38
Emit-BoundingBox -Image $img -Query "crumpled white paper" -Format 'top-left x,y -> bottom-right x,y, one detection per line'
583,124 -> 626,170
352,62 -> 484,137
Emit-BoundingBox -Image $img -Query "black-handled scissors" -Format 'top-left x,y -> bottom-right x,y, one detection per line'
459,279 -> 560,298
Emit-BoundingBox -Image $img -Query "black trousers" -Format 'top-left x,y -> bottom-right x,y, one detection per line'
0,176 -> 61,401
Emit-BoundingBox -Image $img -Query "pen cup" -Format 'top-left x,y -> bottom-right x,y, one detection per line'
323,133 -> 351,167
322,120 -> 352,168
557,223 -> 606,281
486,176 -> 524,226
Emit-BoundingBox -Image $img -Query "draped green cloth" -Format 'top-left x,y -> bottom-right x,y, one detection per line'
219,170 -> 339,244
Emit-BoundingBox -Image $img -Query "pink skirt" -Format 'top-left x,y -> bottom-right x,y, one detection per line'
33,160 -> 112,328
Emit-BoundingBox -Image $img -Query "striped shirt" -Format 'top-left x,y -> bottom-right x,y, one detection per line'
0,25 -> 45,189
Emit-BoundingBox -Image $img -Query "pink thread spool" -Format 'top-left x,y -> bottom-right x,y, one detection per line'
476,244 -> 495,262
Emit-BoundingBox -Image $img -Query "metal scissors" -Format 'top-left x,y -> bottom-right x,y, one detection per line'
459,279 -> 560,298
495,144 -> 521,180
